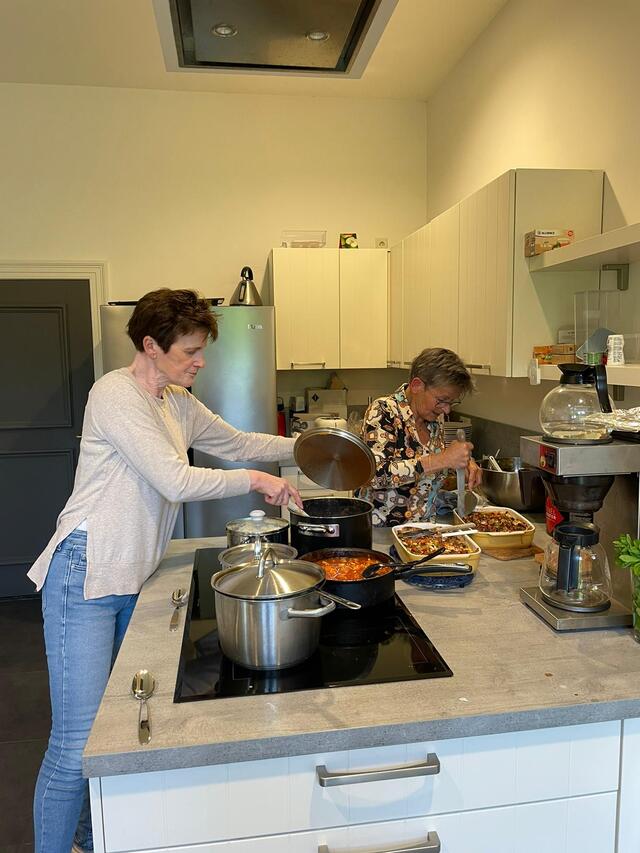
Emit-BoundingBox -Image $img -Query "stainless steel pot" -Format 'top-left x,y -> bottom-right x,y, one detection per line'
225,509 -> 289,547
478,457 -> 544,511
211,552 -> 335,670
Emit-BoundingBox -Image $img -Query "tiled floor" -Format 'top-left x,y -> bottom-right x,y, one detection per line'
0,596 -> 49,853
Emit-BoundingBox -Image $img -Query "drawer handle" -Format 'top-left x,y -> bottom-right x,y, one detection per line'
316,753 -> 440,787
464,362 -> 492,373
297,523 -> 340,537
318,832 -> 441,853
387,360 -> 401,367
291,361 -> 326,368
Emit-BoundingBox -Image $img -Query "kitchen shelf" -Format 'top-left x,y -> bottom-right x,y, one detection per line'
539,363 -> 640,386
528,222 -> 640,272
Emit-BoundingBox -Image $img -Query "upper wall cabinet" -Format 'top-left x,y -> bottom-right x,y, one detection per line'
388,242 -> 403,367
401,224 -> 429,366
458,168 -> 603,377
428,204 -> 460,354
271,248 -> 388,370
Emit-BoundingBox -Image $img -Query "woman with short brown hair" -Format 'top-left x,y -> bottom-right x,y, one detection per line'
29,288 -> 300,853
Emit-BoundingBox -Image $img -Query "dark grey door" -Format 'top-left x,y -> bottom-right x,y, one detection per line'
0,280 -> 94,597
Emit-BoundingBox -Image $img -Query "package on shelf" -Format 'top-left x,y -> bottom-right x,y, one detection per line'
524,228 -> 574,257
551,343 -> 576,355
557,327 -> 575,344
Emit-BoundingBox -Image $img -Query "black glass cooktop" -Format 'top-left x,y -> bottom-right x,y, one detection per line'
174,548 -> 452,703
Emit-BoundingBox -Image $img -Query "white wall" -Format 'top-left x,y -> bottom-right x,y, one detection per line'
426,0 -> 640,427
0,83 -> 427,302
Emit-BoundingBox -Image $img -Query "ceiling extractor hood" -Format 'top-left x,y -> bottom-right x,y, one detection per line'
160,0 -> 398,77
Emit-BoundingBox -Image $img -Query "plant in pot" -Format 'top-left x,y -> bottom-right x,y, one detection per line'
613,533 -> 640,643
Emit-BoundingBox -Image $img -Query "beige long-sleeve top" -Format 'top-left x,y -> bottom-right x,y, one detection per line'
28,369 -> 296,599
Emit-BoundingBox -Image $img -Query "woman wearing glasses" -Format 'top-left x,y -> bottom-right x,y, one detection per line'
358,348 -> 481,526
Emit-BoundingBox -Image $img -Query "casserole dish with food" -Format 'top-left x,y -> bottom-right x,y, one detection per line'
392,522 -> 481,570
453,506 -> 535,549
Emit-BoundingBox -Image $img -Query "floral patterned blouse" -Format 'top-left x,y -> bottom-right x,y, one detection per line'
356,384 -> 446,527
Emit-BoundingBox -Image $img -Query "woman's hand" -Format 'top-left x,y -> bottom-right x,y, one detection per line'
248,470 -> 303,508
467,458 -> 482,491
441,439 -> 474,471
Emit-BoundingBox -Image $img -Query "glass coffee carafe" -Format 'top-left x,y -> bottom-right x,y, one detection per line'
539,521 -> 612,612
539,363 -> 613,443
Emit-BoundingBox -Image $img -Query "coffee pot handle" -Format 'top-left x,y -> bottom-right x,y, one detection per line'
594,364 -> 612,413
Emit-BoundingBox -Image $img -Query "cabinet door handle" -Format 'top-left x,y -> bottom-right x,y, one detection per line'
318,832 -> 441,853
464,362 -> 492,373
316,753 -> 440,787
291,361 -> 326,368
387,360 -> 401,367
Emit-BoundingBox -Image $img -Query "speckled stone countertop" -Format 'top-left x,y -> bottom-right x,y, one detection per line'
83,528 -> 640,777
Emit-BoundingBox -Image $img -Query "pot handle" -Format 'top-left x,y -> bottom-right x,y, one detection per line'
288,600 -> 336,618
297,523 -> 340,538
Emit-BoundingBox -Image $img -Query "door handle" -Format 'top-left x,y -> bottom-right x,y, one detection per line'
316,753 -> 440,787
318,833 -> 441,853
464,362 -> 491,373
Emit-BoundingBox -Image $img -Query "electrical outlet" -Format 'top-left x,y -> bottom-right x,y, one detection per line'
375,237 -> 388,249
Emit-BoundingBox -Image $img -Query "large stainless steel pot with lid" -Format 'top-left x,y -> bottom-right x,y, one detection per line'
211,549 -> 336,670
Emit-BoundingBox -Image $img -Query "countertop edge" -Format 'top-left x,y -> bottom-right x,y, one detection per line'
82,697 -> 640,777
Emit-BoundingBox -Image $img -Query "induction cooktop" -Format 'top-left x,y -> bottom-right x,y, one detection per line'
174,548 -> 452,703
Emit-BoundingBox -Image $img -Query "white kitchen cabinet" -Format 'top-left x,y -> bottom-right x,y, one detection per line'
339,248 -> 388,368
271,248 -> 340,370
271,248 -> 387,370
457,168 -> 603,377
121,792 -> 617,852
428,204 -> 460,353
279,465 -> 350,520
388,241 -> 403,367
93,720 -> 622,852
401,223 -> 429,365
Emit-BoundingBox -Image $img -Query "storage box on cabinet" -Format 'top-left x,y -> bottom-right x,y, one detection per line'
272,248 -> 388,370
96,720 -> 620,852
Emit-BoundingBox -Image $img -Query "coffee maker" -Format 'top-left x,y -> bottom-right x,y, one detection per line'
520,365 -> 640,630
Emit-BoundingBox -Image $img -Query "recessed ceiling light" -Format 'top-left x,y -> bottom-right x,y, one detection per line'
211,23 -> 237,38
306,30 -> 330,42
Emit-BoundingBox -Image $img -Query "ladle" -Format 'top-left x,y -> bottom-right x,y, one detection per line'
131,669 -> 155,745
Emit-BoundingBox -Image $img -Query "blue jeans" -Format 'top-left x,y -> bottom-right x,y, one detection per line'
33,530 -> 138,853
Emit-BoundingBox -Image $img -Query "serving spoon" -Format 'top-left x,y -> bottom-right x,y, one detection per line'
131,669 -> 155,745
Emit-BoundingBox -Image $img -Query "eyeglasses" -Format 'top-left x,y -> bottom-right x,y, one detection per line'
429,392 -> 462,409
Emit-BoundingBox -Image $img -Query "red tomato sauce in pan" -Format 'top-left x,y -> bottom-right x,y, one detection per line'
315,556 -> 392,582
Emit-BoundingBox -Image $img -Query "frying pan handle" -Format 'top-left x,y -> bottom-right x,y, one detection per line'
390,547 -> 446,579
394,562 -> 473,580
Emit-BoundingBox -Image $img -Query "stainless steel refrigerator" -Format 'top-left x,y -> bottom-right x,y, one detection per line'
99,303 -> 279,538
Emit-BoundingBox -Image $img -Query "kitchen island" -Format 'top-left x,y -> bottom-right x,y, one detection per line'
84,531 -> 640,852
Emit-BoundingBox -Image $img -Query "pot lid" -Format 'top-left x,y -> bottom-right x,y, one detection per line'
212,550 -> 324,600
218,542 -> 298,568
294,427 -> 376,491
226,510 -> 288,536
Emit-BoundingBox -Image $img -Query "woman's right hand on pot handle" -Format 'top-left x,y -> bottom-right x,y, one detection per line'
248,470 -> 303,508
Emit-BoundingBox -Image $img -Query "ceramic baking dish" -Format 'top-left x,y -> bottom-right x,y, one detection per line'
392,522 -> 481,570
453,505 -> 535,549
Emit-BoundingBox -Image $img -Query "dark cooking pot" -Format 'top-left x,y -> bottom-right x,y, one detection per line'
301,547 -> 466,608
290,497 -> 373,553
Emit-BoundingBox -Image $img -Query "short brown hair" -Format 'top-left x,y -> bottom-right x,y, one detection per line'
127,289 -> 218,352
409,348 -> 474,396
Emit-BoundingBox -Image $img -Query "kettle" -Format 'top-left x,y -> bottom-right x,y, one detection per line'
230,267 -> 262,306
538,363 -> 613,443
